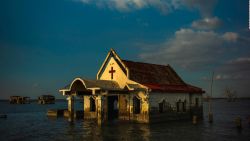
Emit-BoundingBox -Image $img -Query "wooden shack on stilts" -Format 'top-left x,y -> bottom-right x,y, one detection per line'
9,96 -> 30,104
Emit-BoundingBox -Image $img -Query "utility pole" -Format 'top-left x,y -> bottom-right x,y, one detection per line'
208,72 -> 214,123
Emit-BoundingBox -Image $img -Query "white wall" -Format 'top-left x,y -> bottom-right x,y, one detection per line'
190,93 -> 203,107
149,92 -> 203,111
149,92 -> 191,111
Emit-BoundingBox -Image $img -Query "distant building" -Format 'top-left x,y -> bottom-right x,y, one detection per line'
9,96 -> 30,104
59,49 -> 204,123
38,95 -> 55,104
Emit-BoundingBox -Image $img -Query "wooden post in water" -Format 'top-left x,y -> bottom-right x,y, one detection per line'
192,115 -> 197,125
235,117 -> 242,129
208,72 -> 214,123
248,116 -> 250,127
67,95 -> 74,122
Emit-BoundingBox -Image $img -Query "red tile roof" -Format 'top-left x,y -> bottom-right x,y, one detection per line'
143,84 -> 204,93
122,60 -> 204,94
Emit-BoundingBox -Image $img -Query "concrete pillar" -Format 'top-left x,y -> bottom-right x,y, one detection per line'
82,97 -> 84,118
96,96 -> 103,125
208,112 -> 213,123
235,117 -> 242,129
67,95 -> 74,122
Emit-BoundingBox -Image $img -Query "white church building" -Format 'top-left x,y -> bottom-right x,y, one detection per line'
59,49 -> 204,123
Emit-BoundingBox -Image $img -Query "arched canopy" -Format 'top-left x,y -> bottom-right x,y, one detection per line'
70,78 -> 88,92
59,77 -> 123,96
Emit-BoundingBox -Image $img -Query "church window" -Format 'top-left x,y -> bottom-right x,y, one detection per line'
176,99 -> 186,112
159,99 -> 166,113
183,100 -> 186,112
133,96 -> 141,114
195,98 -> 199,107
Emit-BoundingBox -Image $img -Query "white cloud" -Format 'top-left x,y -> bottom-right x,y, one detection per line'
191,17 -> 221,30
215,74 -> 222,80
76,0 -> 171,13
139,28 -> 239,70
222,32 -> 239,42
178,0 -> 218,17
214,74 -> 230,80
212,57 -> 250,97
75,0 -> 218,15
220,57 -> 250,73
32,83 -> 39,88
200,57 -> 250,81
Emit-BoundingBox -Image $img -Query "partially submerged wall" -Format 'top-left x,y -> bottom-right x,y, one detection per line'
149,92 -> 203,123
83,95 -> 97,119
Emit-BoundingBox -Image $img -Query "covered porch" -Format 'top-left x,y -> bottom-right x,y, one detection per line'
59,77 -> 134,124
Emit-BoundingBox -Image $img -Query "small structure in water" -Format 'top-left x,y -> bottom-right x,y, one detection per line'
9,96 -> 30,104
47,109 -> 65,117
38,95 -> 55,104
0,114 -> 7,118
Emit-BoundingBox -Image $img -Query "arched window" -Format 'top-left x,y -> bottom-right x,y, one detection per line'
89,97 -> 96,112
176,99 -> 186,112
183,100 -> 186,112
159,99 -> 166,113
195,98 -> 199,107
133,96 -> 141,114
177,99 -> 182,112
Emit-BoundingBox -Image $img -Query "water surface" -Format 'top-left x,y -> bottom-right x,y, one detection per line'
0,99 -> 250,141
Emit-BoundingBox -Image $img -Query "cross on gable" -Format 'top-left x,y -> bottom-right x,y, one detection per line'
109,67 -> 116,79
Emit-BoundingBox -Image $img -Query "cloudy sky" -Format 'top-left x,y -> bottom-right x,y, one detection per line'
0,0 -> 249,99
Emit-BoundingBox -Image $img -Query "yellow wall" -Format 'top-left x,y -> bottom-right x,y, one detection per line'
83,96 -> 90,112
99,57 -> 128,88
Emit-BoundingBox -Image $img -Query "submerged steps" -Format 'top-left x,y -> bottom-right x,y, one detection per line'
47,109 -> 83,119
47,109 -> 66,117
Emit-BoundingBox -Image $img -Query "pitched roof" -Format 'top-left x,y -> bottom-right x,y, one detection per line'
122,60 -> 184,85
122,60 -> 204,94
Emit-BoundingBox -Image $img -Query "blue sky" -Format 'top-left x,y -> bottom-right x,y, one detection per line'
0,0 -> 249,99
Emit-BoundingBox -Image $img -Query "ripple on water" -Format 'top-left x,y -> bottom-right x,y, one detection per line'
0,100 -> 250,141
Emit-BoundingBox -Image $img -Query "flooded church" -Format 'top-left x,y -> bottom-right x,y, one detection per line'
59,49 -> 204,123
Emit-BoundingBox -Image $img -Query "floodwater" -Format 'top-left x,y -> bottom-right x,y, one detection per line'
0,99 -> 250,141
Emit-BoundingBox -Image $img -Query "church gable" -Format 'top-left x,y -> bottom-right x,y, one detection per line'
96,49 -> 204,93
97,49 -> 128,88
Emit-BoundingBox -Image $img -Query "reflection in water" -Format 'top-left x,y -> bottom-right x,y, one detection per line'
62,120 -> 151,141
127,124 -> 150,141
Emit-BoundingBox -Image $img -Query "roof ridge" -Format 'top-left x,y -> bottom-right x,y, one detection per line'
122,59 -> 170,67
143,83 -> 187,86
